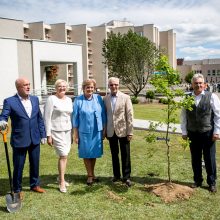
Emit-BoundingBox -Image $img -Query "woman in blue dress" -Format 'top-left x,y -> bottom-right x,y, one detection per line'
72,79 -> 106,185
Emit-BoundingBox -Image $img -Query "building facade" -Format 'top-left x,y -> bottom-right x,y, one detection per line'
0,17 -> 83,105
0,17 -> 176,94
177,58 -> 220,83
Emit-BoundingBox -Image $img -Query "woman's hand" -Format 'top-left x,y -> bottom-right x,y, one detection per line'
102,128 -> 106,140
74,135 -> 79,144
47,136 -> 53,147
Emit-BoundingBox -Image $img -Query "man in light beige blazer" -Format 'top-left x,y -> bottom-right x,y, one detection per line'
104,77 -> 133,187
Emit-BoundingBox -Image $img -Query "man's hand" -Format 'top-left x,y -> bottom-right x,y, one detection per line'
0,120 -> 7,130
41,138 -> 47,145
127,135 -> 133,141
212,134 -> 219,141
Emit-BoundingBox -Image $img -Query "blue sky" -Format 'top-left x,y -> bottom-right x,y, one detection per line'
1,0 -> 220,60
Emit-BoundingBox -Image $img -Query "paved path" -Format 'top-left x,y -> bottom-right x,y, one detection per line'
133,92 -> 220,134
133,119 -> 181,134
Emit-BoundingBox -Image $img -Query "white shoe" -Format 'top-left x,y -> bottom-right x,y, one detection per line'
57,177 -> 70,187
59,184 -> 67,193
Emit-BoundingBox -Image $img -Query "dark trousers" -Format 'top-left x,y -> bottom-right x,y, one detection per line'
188,130 -> 216,186
108,133 -> 131,180
12,143 -> 40,192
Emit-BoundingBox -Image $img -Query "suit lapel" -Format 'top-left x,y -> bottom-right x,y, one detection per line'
108,94 -> 114,114
15,95 -> 29,118
113,92 -> 120,113
30,96 -> 35,118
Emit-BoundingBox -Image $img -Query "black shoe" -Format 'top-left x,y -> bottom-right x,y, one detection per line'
124,179 -> 132,187
93,177 -> 100,183
209,185 -> 217,193
87,176 -> 93,186
191,182 -> 202,188
111,177 -> 121,182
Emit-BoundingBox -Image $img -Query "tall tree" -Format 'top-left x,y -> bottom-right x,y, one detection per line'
102,30 -> 160,97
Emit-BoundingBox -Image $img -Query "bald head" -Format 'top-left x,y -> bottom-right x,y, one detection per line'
15,77 -> 30,99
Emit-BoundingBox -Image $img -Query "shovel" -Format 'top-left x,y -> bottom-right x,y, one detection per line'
0,127 -> 22,213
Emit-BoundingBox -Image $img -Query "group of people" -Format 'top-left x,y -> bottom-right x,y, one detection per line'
0,76 -> 133,199
0,73 -> 219,201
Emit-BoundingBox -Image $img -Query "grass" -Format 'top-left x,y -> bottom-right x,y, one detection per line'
0,103 -> 220,219
133,103 -> 181,123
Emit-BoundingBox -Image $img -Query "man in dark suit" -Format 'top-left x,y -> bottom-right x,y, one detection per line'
0,77 -> 47,199
104,77 -> 133,187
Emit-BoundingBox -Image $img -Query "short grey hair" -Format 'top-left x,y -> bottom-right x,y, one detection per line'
108,77 -> 119,85
191,73 -> 204,83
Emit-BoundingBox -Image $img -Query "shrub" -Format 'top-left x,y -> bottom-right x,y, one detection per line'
131,96 -> 139,104
159,98 -> 168,104
146,90 -> 155,100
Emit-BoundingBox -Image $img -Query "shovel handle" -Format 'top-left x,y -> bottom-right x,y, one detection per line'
0,126 -> 9,143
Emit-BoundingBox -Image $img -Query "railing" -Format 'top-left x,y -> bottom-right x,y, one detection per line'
31,84 -> 77,104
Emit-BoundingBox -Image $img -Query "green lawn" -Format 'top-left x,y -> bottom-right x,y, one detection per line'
0,103 -> 219,219
133,103 -> 181,123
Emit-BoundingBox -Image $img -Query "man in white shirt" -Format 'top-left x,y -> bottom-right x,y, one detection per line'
181,73 -> 220,193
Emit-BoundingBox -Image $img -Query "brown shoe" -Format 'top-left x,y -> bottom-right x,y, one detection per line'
31,186 -> 46,193
17,191 -> 24,201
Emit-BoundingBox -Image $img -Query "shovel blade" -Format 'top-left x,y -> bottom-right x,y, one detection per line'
5,193 -> 22,213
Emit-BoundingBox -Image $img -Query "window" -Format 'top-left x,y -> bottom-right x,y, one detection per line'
136,31 -> 143,36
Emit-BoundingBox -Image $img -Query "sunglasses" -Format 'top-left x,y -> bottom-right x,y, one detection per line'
109,84 -> 119,87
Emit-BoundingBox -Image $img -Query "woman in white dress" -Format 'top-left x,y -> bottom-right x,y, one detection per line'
44,79 -> 73,193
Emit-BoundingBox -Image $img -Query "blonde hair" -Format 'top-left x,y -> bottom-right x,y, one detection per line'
82,79 -> 96,90
54,79 -> 68,90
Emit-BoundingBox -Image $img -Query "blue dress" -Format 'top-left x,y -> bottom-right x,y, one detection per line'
72,94 -> 106,158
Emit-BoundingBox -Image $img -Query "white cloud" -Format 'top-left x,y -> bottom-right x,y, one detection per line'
178,46 -> 220,60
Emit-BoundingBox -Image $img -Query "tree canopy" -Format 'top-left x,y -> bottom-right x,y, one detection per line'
184,71 -> 194,84
102,30 -> 160,97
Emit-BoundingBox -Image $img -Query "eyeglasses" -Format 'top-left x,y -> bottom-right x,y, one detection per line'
109,84 -> 119,87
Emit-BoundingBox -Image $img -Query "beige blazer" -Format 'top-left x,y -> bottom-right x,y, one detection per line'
104,91 -> 133,138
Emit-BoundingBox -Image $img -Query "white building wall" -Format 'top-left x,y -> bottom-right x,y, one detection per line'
32,41 -> 83,95
0,38 -> 19,105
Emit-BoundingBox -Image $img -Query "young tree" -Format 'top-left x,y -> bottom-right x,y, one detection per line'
146,55 -> 194,182
102,30 -> 160,97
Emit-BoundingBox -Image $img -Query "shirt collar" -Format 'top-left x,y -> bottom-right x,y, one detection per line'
111,92 -> 118,97
192,90 -> 205,97
17,93 -> 30,101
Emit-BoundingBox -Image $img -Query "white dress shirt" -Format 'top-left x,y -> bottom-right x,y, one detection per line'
18,94 -> 32,118
181,90 -> 220,135
110,93 -> 118,112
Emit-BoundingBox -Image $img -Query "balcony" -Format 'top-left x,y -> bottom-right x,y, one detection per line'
88,37 -> 92,43
88,60 -> 93,66
88,49 -> 93,54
